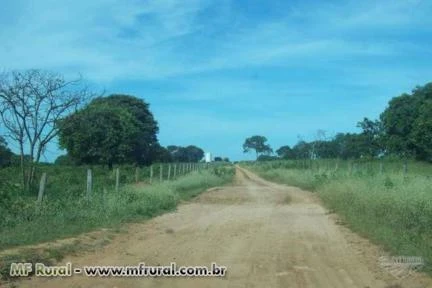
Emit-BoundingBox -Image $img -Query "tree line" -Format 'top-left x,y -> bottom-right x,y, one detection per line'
0,70 -> 206,191
243,82 -> 432,162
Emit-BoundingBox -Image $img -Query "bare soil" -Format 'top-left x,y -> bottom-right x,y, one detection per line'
12,167 -> 432,288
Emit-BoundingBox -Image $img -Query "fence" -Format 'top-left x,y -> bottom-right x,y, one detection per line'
252,158 -> 432,177
35,162 -> 211,203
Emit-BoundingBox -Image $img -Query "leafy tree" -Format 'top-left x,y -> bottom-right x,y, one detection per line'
291,141 -> 312,159
150,144 -> 172,163
0,136 -> 13,168
412,99 -> 432,161
276,145 -> 294,159
380,83 -> 432,159
223,157 -> 230,162
257,155 -> 278,161
167,145 -> 204,162
58,104 -> 140,169
214,156 -> 223,162
243,135 -> 272,159
54,154 -> 76,166
89,95 -> 159,165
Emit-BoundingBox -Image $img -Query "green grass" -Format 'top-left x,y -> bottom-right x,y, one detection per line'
244,159 -> 432,272
0,166 -> 234,250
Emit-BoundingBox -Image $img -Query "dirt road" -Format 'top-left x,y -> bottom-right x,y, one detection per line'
17,167 -> 432,288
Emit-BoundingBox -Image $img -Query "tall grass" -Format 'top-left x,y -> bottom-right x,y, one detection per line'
245,159 -> 432,272
0,166 -> 234,250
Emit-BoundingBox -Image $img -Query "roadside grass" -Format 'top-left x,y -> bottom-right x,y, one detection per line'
0,167 -> 234,250
245,160 -> 432,273
0,166 -> 234,282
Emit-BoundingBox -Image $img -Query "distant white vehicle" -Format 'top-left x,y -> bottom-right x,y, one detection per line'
205,152 -> 213,163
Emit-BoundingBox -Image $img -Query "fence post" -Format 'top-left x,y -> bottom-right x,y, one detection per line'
160,164 -> 163,182
37,172 -> 47,203
86,169 -> 92,200
403,160 -> 408,176
115,168 -> 120,192
168,164 -> 171,181
135,167 -> 139,183
150,165 -> 153,184
173,164 -> 177,179
379,162 -> 384,175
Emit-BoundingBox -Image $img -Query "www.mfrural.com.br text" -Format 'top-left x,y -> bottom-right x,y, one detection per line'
9,262 -> 227,278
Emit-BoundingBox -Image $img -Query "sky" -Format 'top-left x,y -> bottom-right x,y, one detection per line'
1,0 -> 432,161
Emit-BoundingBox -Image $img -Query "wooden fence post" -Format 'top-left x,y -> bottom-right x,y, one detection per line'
168,164 -> 171,181
86,169 -> 92,200
150,165 -> 153,184
37,172 -> 47,203
379,162 -> 384,174
173,164 -> 177,179
160,164 -> 163,182
115,168 -> 120,192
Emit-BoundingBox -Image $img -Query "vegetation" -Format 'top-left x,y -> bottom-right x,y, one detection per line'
0,136 -> 13,168
243,135 -> 273,159
0,69 -> 92,191
245,83 -> 432,163
245,159 -> 432,271
0,165 -> 234,250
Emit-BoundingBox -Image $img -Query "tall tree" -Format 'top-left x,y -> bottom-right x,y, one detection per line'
243,135 -> 272,159
0,70 -> 91,190
380,83 -> 432,159
58,104 -> 140,169
276,145 -> 294,159
167,145 -> 204,162
89,95 -> 159,165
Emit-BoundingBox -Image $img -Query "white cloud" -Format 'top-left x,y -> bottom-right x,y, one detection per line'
2,0 -> 430,82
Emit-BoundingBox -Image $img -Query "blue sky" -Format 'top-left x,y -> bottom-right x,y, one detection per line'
1,0 -> 432,161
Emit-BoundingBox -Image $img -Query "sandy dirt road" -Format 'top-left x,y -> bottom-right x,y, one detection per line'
16,167 -> 432,288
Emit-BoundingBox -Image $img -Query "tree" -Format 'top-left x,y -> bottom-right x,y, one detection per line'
291,141 -> 312,159
149,144 -> 172,163
243,135 -> 272,159
184,145 -> 204,162
58,104 -> 140,169
214,157 -> 223,162
380,83 -> 432,160
257,155 -> 278,161
276,145 -> 294,159
89,95 -> 159,165
0,136 -> 13,168
0,70 -> 91,190
167,145 -> 204,162
411,99 -> 432,161
54,154 -> 76,166
356,117 -> 383,157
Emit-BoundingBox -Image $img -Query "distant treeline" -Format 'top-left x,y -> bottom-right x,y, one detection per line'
253,82 -> 432,162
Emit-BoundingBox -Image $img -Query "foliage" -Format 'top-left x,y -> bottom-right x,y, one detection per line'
58,103 -> 140,168
0,165 -> 233,249
89,95 -> 159,165
54,154 -> 76,166
0,136 -> 13,168
0,69 -> 92,190
380,83 -> 432,160
243,135 -> 273,159
167,145 -> 205,162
